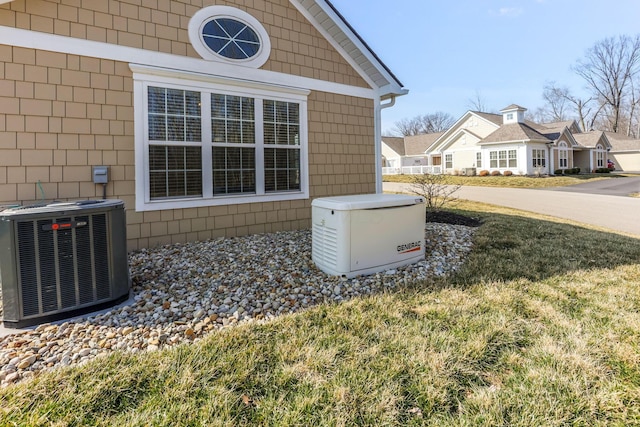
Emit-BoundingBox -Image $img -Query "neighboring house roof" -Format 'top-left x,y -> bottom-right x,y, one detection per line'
573,131 -> 610,149
382,132 -> 445,157
480,123 -> 549,144
404,132 -> 445,155
381,137 -> 405,156
605,132 -> 640,151
472,111 -> 503,126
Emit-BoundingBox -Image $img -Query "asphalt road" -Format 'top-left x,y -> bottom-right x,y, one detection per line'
383,180 -> 640,237
546,176 -> 640,197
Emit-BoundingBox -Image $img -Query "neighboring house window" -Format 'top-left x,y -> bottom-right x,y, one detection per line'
532,149 -> 546,168
476,152 -> 482,168
445,154 -> 453,169
596,144 -> 604,167
133,69 -> 309,211
489,149 -> 517,168
506,113 -> 514,121
558,141 -> 568,168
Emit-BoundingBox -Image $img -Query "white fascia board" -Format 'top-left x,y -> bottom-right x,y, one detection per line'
0,0 -> 15,4
0,25 -> 376,100
290,0 -> 406,98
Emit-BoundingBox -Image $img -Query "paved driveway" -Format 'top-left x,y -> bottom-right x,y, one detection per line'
547,176 -> 640,197
383,181 -> 640,237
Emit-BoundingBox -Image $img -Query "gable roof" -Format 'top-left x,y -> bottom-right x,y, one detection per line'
480,123 -> 549,144
404,132 -> 445,155
381,137 -> 405,156
605,132 -> 640,151
289,0 -> 406,98
0,0 -> 407,99
573,131 -> 610,149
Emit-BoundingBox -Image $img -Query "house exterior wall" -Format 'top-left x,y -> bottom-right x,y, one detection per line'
0,1 -> 378,250
0,0 -> 369,89
401,156 -> 427,167
460,115 -> 497,137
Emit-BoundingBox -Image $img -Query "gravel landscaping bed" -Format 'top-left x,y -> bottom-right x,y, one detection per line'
0,222 -> 476,387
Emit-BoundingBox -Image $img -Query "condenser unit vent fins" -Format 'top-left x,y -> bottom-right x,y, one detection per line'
0,200 -> 130,328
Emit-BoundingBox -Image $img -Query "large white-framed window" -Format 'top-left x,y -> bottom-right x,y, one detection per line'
558,141 -> 569,168
444,153 -> 453,169
489,149 -> 517,168
595,144 -> 605,168
532,149 -> 546,168
133,68 -> 309,211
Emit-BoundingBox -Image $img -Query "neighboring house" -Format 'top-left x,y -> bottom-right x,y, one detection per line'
381,132 -> 443,174
390,104 -> 621,176
0,0 -> 406,250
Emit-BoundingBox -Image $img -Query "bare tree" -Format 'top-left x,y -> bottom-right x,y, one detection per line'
537,81 -> 602,131
572,34 -> 640,133
392,117 -> 423,136
392,112 -> 455,136
540,82 -> 572,122
467,90 -> 488,112
420,112 -> 455,133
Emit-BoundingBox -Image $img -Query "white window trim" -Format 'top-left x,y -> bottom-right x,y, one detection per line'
133,67 -> 310,212
188,5 -> 271,68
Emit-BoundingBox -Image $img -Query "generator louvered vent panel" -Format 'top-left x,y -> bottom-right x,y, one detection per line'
16,213 -> 112,319
312,223 -> 338,269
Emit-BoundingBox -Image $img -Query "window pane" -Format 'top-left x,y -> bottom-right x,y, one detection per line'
264,100 -> 299,147
186,117 -> 201,142
264,122 -> 275,145
227,96 -> 241,120
212,119 -> 226,143
264,148 -> 300,192
212,147 -> 256,195
148,115 -> 166,141
148,86 -> 201,143
167,116 -> 185,141
148,87 -> 166,113
288,103 -> 299,123
166,89 -> 185,115
242,98 -> 255,121
242,122 -> 255,144
288,125 -> 299,145
211,94 -> 255,144
149,145 -> 202,199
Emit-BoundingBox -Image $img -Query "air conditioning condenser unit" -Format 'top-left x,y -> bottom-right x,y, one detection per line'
312,194 -> 425,278
0,200 -> 130,328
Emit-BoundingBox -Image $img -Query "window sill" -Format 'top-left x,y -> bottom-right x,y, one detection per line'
136,191 -> 309,212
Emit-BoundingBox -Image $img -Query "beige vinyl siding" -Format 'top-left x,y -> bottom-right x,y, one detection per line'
0,0 -> 370,89
0,0 -> 378,250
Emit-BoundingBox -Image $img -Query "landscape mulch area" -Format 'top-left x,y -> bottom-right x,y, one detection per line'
426,210 -> 483,227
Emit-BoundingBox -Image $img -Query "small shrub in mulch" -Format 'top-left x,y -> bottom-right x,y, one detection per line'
479,170 -> 490,176
426,210 -> 483,227
491,170 -> 501,176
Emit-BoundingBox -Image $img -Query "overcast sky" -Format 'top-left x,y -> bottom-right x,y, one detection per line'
329,0 -> 640,133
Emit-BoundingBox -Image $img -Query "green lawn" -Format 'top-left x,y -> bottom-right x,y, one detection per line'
2,202 -> 640,426
383,173 -> 624,188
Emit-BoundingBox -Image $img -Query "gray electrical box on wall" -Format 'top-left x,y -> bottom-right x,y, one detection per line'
92,166 -> 109,184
